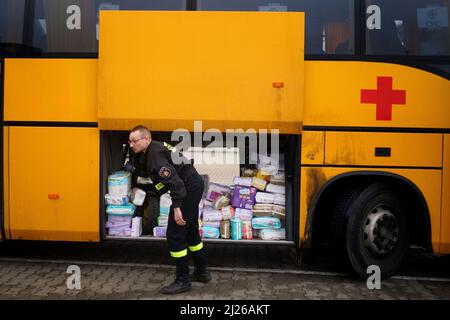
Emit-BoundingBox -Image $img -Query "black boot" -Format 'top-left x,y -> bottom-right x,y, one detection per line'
190,249 -> 211,283
159,257 -> 191,295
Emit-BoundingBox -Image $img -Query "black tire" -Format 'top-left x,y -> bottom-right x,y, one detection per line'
346,183 -> 411,279
329,185 -> 367,267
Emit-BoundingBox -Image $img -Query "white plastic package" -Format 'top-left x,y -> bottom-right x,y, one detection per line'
131,217 -> 142,238
108,171 -> 131,196
259,228 -> 286,240
234,208 -> 253,221
233,176 -> 253,187
160,193 -> 172,215
255,192 -> 275,204
131,188 -> 146,206
202,208 -> 223,222
273,194 -> 286,206
105,193 -> 129,205
266,183 -> 285,195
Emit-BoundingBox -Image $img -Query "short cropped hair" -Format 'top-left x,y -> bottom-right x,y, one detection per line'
131,125 -> 151,138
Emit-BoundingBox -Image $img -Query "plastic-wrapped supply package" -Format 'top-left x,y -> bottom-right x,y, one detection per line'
233,176 -> 253,187
231,186 -> 256,210
259,228 -> 286,240
203,221 -> 221,228
255,192 -> 275,204
202,208 -> 223,222
106,215 -> 132,236
221,206 -> 235,220
234,208 -> 253,221
230,219 -> 242,240
106,220 -> 131,229
130,188 -> 146,206
213,195 -> 230,209
273,194 -> 286,206
131,217 -> 142,238
242,221 -> 253,240
270,172 -> 285,185
271,204 -> 286,219
220,220 -> 231,239
252,217 -> 282,229
108,171 -> 131,196
105,194 -> 129,205
106,204 -> 136,216
157,215 -> 168,227
202,226 -> 220,239
251,177 -> 268,191
108,228 -> 132,237
252,209 -> 273,217
153,226 -> 167,237
206,183 -> 230,202
266,183 -> 285,195
107,215 -> 133,223
258,165 -> 279,176
160,193 -> 172,215
241,168 -> 258,177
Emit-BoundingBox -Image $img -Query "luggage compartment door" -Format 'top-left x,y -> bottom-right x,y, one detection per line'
98,11 -> 304,134
7,127 -> 99,241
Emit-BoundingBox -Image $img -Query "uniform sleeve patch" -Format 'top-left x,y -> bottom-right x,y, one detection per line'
159,166 -> 172,178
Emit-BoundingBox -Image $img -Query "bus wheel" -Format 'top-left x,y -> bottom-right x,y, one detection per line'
345,183 -> 411,279
329,185 -> 366,267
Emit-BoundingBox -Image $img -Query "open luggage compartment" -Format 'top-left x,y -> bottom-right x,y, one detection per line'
101,131 -> 300,245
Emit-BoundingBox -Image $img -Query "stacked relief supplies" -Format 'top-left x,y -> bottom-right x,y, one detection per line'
105,171 -> 136,237
153,193 -> 171,237
251,155 -> 286,240
199,154 -> 286,241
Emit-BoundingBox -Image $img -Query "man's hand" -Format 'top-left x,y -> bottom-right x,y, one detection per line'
174,207 -> 186,226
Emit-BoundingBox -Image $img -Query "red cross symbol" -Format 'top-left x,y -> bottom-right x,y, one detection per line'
360,76 -> 406,121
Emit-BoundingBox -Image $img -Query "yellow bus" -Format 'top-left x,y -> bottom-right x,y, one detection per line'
0,0 -> 449,279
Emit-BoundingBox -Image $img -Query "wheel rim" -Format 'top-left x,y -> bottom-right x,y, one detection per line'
363,205 -> 399,256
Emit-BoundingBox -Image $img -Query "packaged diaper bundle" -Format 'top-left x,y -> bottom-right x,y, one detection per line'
206,183 -> 231,202
234,208 -> 253,221
265,183 -> 285,195
131,217 -> 142,238
106,204 -> 136,216
251,177 -> 268,191
221,206 -> 235,220
108,171 -> 131,196
255,192 -> 275,204
231,186 -> 256,210
252,217 -> 282,229
259,228 -> 286,240
202,208 -> 223,222
153,226 -> 167,237
130,188 -> 146,206
105,194 -> 129,205
233,176 -> 253,187
202,226 -> 220,239
160,193 -> 172,215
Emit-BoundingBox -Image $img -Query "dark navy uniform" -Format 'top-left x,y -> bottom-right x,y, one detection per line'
131,140 -> 209,292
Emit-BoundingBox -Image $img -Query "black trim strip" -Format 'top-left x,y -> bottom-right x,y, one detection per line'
303,126 -> 450,134
301,164 -> 441,170
3,121 -> 98,128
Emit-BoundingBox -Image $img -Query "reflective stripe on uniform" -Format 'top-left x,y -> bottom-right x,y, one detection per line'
189,242 -> 203,252
155,182 -> 165,190
170,249 -> 188,258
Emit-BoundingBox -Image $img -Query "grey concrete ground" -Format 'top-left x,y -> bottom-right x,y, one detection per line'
0,240 -> 449,300
0,259 -> 449,300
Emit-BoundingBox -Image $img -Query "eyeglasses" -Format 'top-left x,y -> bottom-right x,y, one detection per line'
128,137 -> 146,144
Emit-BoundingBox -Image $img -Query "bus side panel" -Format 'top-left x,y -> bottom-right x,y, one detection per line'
300,167 -> 442,252
8,127 -> 99,242
440,134 -> 450,253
